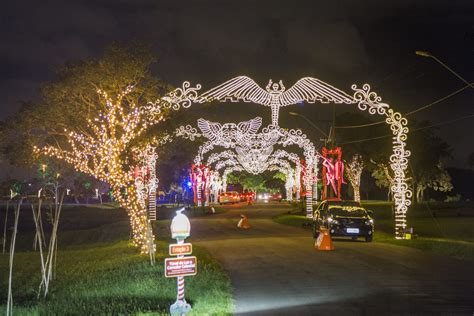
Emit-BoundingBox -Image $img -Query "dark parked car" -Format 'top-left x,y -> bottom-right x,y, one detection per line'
312,200 -> 374,242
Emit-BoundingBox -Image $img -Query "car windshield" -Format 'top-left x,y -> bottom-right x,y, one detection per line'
327,205 -> 367,217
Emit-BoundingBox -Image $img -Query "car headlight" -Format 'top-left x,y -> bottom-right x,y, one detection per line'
327,217 -> 339,225
365,219 -> 374,225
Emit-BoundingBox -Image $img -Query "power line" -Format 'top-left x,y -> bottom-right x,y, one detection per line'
334,83 -> 472,129
338,113 -> 474,145
405,84 -> 472,116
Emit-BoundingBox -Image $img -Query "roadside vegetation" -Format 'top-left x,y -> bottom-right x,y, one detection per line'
274,200 -> 474,261
0,204 -> 233,315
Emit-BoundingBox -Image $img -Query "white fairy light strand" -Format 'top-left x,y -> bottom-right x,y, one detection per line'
352,84 -> 411,237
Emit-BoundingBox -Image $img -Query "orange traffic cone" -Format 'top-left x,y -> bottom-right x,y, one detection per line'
237,214 -> 251,229
315,227 -> 335,251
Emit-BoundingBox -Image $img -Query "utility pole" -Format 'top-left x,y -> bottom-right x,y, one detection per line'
288,112 -> 331,147
326,104 -> 336,148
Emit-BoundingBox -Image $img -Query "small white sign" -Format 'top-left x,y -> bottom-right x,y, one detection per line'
346,228 -> 359,234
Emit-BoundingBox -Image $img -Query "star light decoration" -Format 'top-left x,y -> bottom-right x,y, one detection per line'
167,76 -> 411,238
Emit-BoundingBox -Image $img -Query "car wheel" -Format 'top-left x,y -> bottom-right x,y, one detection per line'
365,235 -> 373,242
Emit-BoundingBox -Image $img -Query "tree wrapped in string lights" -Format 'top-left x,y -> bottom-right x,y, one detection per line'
35,86 -> 168,252
345,154 -> 365,202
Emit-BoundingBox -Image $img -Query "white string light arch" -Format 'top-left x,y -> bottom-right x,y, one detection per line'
157,76 -> 411,238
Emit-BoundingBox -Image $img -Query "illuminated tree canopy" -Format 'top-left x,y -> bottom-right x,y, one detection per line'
6,45 -> 172,252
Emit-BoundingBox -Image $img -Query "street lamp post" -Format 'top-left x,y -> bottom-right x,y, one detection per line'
415,51 -> 473,87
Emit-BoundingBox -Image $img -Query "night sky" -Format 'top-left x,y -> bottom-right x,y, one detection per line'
1,0 -> 473,172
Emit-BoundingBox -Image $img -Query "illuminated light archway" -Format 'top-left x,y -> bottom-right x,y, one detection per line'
205,149 -> 301,202
155,77 -> 411,238
176,116 -> 318,216
185,136 -> 304,202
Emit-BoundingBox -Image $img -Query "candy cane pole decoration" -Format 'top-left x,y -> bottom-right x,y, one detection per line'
176,239 -> 186,301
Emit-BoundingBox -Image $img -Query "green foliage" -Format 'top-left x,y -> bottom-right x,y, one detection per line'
231,173 -> 266,191
272,172 -> 286,182
406,121 -> 453,201
371,166 -> 390,190
0,178 -> 26,197
227,170 -> 285,193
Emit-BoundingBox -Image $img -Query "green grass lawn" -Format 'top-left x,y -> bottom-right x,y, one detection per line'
373,230 -> 474,261
274,200 -> 474,261
0,204 -> 233,315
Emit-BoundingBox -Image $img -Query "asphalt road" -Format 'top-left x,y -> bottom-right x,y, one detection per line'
190,202 -> 474,316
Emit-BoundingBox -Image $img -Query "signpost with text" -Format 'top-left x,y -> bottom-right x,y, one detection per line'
167,209 -> 195,315
169,243 -> 193,256
165,256 -> 197,277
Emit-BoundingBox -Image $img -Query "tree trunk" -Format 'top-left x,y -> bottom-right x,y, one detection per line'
412,181 -> 418,205
111,185 -> 149,252
416,185 -> 425,202
353,184 -> 361,203
410,164 -> 418,206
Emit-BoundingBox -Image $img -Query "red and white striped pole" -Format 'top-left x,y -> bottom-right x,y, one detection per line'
169,209 -> 192,315
177,276 -> 185,300
306,184 -> 313,218
170,238 -> 191,315
176,239 -> 185,300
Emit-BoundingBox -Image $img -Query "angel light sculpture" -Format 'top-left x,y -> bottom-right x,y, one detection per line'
196,76 -> 353,126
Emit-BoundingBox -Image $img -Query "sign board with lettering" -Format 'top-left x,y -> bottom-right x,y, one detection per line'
169,243 -> 193,256
165,256 -> 197,278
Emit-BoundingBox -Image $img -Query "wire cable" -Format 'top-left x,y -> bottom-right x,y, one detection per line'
334,83 -> 472,129
338,113 -> 474,145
